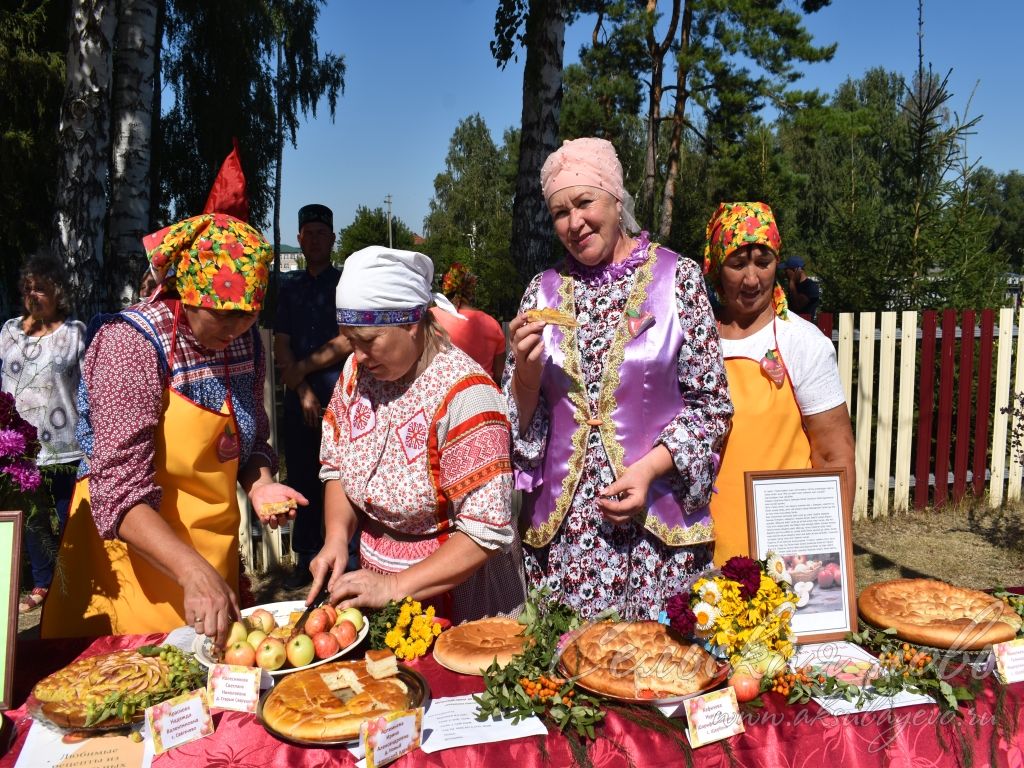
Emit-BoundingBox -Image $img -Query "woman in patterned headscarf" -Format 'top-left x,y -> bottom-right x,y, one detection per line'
703,202 -> 854,565
42,213 -> 304,646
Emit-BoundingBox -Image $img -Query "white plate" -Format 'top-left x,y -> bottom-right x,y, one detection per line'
192,600 -> 369,677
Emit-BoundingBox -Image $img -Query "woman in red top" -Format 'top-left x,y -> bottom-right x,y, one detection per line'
429,263 -> 506,381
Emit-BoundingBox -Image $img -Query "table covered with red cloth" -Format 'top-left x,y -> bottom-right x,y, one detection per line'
2,632 -> 1022,767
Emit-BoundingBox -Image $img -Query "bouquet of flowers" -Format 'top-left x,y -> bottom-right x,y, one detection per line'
368,597 -> 442,661
0,392 -> 43,514
665,553 -> 796,667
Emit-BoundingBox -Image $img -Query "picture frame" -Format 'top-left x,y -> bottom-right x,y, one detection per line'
0,510 -> 22,711
744,469 -> 855,644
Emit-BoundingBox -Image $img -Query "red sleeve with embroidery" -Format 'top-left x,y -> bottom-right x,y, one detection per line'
84,322 -> 165,539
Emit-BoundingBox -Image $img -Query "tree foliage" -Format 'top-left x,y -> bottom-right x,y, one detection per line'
335,205 -> 415,261
422,115 -> 522,319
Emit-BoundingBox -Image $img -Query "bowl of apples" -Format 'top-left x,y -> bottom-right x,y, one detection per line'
192,600 -> 368,676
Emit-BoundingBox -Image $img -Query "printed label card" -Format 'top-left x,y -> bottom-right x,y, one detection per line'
207,664 -> 262,713
360,708 -> 423,768
993,638 -> 1024,684
684,687 -> 745,748
145,689 -> 214,755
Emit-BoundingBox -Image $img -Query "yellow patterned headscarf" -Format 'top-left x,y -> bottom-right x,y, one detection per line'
702,201 -> 787,318
143,213 -> 273,311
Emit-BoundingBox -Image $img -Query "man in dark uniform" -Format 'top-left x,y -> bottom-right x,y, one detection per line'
273,204 -> 351,588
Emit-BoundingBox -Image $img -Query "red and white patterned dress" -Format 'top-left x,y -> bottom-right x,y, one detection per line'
320,345 -> 524,622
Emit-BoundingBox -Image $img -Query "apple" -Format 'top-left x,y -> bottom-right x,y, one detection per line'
227,621 -> 250,647
312,631 -> 341,660
305,608 -> 330,636
286,634 -> 316,668
321,604 -> 337,626
246,629 -> 268,649
331,620 -> 357,649
255,637 -> 287,671
750,650 -> 787,679
224,640 -> 257,667
335,607 -> 364,632
247,608 -> 276,634
818,569 -> 834,589
728,671 -> 763,703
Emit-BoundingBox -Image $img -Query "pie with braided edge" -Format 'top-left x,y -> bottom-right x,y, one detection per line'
260,657 -> 412,742
559,621 -> 721,700
31,649 -> 173,729
432,617 -> 531,675
858,579 -> 1023,650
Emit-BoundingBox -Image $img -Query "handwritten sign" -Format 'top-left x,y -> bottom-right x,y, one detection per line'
361,708 -> 423,768
993,638 -> 1024,684
684,687 -> 745,748
207,664 -> 262,713
145,690 -> 214,755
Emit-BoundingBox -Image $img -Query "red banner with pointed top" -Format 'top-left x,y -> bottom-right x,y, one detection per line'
202,137 -> 249,222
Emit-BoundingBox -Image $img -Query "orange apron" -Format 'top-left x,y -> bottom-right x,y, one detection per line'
711,323 -> 810,566
41,308 -> 241,638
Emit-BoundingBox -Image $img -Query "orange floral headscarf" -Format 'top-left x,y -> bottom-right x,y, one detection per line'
702,201 -> 787,319
441,262 -> 477,305
143,213 -> 273,311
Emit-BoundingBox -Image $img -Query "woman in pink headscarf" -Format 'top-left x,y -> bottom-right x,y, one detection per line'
504,138 -> 733,620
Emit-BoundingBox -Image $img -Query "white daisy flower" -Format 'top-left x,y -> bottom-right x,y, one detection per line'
766,552 -> 788,582
698,580 -> 722,606
692,601 -> 720,632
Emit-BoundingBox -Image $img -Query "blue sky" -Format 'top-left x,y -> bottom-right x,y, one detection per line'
274,0 -> 1022,246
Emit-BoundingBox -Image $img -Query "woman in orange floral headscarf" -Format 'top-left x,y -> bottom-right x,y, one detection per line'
42,213 -> 305,647
703,202 -> 854,565
429,263 -> 507,381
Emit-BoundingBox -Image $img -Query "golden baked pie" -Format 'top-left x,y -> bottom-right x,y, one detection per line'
32,649 -> 173,729
432,617 -> 530,675
261,657 -> 412,742
559,621 -> 720,699
525,308 -> 578,327
858,579 -> 1023,650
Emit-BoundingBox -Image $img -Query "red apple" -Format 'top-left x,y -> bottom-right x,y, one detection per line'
330,620 -> 357,649
247,608 -> 276,634
305,608 -> 329,636
321,604 -> 337,626
728,671 -> 763,703
818,569 -> 834,589
224,640 -> 256,667
312,631 -> 341,659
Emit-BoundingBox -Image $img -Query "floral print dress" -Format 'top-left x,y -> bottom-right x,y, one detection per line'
505,234 -> 732,620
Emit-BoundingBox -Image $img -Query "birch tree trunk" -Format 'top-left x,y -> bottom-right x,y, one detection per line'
109,0 -> 159,309
53,0 -> 117,318
509,0 -> 566,285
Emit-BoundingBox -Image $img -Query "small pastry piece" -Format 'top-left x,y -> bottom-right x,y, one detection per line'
260,499 -> 297,518
525,307 -> 578,327
365,649 -> 399,679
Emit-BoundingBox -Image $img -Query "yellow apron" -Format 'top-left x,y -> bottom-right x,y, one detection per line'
41,308 -> 241,638
711,327 -> 810,566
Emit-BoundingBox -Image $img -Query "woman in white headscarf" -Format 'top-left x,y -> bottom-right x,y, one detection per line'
307,247 -> 524,622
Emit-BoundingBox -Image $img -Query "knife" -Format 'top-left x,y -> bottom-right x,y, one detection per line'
288,584 -> 331,641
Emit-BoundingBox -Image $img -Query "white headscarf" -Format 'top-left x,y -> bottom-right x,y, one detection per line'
335,246 -> 463,325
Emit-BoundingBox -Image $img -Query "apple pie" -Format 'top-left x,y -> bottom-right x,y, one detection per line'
858,579 -> 1022,650
32,649 -> 173,729
559,621 -> 720,700
433,617 -> 530,675
261,656 -> 412,742
525,307 -> 578,327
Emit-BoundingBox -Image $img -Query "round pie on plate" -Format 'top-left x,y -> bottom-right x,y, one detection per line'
32,649 -> 175,729
558,621 -> 722,700
432,616 -> 530,675
858,579 -> 1023,650
260,654 -> 417,743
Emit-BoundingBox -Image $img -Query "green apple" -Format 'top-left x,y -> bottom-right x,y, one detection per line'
286,634 -> 316,668
335,607 -> 364,632
246,629 -> 268,650
226,620 -> 249,647
255,637 -> 287,671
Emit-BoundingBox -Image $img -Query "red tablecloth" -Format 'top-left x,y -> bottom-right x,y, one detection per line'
2,633 -> 1023,767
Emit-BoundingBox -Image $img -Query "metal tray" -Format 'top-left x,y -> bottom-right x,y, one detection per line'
256,664 -> 430,747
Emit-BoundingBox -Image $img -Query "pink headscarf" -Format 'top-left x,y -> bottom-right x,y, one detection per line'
541,138 -> 626,203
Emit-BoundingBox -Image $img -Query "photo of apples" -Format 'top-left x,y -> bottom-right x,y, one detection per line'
192,600 -> 369,676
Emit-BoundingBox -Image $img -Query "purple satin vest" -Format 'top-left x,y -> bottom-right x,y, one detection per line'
519,244 -> 715,548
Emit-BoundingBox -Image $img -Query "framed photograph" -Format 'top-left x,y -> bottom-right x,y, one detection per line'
744,469 -> 854,644
0,511 -> 22,710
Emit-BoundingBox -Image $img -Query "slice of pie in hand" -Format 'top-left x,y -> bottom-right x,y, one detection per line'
525,307 -> 578,327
